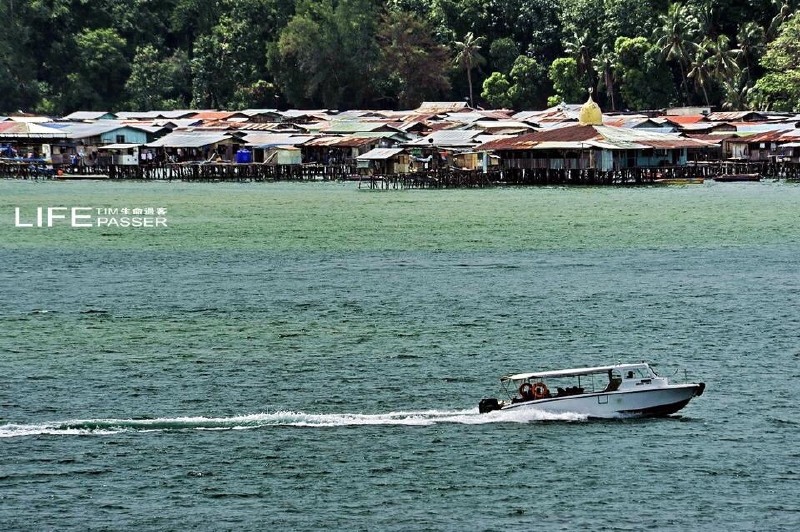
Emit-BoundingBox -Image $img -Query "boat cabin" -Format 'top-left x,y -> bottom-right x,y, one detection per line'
500,363 -> 662,403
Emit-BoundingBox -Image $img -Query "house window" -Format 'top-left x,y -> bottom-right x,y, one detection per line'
116,135 -> 125,143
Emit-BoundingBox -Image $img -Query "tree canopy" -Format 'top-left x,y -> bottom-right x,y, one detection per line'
1,0 -> 799,113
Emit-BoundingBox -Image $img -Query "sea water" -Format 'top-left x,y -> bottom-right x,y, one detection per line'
1,180 -> 798,530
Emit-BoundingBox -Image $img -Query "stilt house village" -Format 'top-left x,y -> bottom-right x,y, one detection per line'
3,95 -> 800,186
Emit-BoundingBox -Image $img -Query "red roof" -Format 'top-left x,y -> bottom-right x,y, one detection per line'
739,131 -> 792,143
664,115 -> 705,125
192,111 -> 243,121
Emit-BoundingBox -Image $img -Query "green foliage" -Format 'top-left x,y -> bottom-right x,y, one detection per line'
64,28 -> 129,111
614,37 -> 675,110
2,0 -> 799,113
0,1 -> 39,111
453,31 -> 487,107
751,11 -> 800,111
377,11 -> 451,108
489,38 -> 520,75
271,0 -> 381,109
549,57 -> 585,104
481,55 -> 548,110
481,72 -> 513,109
127,45 -> 190,111
507,55 -> 548,109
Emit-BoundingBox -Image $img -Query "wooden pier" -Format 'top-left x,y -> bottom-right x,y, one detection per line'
359,161 -> 800,189
3,160 -> 800,187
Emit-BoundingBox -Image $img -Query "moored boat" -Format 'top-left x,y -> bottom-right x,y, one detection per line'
712,173 -> 760,182
478,362 -> 704,418
653,177 -> 705,185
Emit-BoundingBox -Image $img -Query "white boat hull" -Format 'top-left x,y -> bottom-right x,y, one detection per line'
499,383 -> 703,418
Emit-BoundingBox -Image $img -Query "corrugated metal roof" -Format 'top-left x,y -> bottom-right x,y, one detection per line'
664,115 -> 706,124
304,135 -> 379,148
734,124 -> 794,134
62,111 -> 116,121
147,133 -> 237,148
243,133 -> 316,146
193,111 -> 248,121
477,125 -> 598,150
240,109 -> 281,117
116,110 -> 206,120
443,112 -> 487,123
472,120 -> 534,130
97,143 -> 142,149
322,121 -> 394,134
52,121 -> 155,139
477,124 -> 711,151
357,148 -> 405,160
0,122 -> 66,137
414,101 -> 471,114
406,130 -> 482,147
706,111 -> 767,122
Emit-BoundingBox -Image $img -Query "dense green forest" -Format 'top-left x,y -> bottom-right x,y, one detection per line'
1,0 -> 799,114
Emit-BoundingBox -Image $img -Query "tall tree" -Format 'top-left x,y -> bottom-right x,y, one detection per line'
377,11 -> 451,108
654,3 -> 700,104
687,45 -> 713,105
64,28 -> 129,110
548,57 -> 585,105
737,21 -> 766,78
704,35 -> 741,83
481,72 -> 513,108
592,45 -> 616,110
489,37 -> 520,74
0,0 -> 39,112
271,0 -> 381,109
506,55 -> 548,109
453,31 -> 486,107
751,10 -> 800,110
126,45 -> 190,110
564,30 -> 594,90
721,69 -> 752,110
614,36 -> 675,110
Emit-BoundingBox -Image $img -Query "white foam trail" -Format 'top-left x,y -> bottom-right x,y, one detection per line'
0,408 -> 587,439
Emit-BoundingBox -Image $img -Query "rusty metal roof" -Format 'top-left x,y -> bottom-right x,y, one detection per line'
477,124 -> 713,151
477,125 -> 598,150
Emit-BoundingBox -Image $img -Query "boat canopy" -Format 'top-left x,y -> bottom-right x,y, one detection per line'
501,363 -> 652,383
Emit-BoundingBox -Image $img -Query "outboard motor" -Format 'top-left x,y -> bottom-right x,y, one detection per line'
478,397 -> 500,414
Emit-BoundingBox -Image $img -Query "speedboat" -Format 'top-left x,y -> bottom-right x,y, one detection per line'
478,362 -> 704,418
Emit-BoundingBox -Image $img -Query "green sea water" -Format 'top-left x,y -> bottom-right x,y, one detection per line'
2,179 -> 799,251
1,179 -> 799,530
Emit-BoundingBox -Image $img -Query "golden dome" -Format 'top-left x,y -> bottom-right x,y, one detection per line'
578,89 -> 603,126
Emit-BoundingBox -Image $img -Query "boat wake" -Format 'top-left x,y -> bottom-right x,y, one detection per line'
0,408 -> 587,438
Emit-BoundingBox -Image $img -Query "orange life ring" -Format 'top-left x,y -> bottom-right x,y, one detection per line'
532,382 -> 549,399
519,382 -> 533,399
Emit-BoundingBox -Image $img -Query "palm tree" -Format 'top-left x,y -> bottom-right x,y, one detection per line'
592,45 -> 616,110
736,22 -> 766,78
721,69 -> 752,111
654,3 -> 700,103
453,32 -> 486,108
687,45 -> 713,106
564,30 -> 594,89
704,35 -> 741,82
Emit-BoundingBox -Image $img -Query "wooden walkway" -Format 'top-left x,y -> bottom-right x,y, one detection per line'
360,161 -> 800,189
3,160 -> 800,186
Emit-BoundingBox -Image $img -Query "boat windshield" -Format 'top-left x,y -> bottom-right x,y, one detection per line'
501,364 -> 656,400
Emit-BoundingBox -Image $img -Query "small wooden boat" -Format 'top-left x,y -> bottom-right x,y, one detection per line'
653,177 -> 705,185
712,173 -> 761,182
